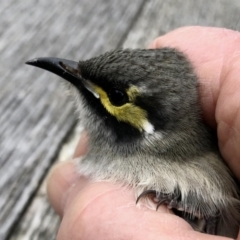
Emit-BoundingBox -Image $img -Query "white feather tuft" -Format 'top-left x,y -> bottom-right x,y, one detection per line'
143,121 -> 154,134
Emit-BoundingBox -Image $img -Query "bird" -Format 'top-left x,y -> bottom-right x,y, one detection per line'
26,48 -> 240,238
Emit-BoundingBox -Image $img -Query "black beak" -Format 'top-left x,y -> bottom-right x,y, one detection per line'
26,57 -> 81,86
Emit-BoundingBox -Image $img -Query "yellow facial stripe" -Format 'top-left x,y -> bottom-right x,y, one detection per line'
92,85 -> 148,132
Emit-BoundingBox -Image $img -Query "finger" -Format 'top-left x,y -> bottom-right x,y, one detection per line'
48,161 -> 234,240
47,132 -> 89,215
216,55 -> 240,180
57,180 -> 231,240
149,26 -> 240,179
47,160 -> 83,216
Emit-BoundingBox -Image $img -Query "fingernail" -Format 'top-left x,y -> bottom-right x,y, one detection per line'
58,160 -> 79,186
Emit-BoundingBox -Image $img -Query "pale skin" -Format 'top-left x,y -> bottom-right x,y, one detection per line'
47,26 -> 240,240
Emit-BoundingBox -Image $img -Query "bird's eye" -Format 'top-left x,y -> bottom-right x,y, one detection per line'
108,88 -> 129,106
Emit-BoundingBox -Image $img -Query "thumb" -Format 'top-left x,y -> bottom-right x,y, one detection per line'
47,160 -> 234,240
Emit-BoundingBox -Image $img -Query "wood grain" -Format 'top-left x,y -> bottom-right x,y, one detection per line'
1,0 -> 145,239
123,0 -> 240,48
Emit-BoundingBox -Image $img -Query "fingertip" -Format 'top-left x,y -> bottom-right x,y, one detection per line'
147,38 -> 159,49
47,160 -> 80,215
47,131 -> 89,216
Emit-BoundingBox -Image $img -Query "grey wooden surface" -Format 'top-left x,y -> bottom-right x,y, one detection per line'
1,0 -> 239,239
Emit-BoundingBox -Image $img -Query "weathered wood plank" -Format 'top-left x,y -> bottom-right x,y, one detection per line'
3,0 -> 240,239
123,0 -> 240,48
0,0 -> 146,239
10,185 -> 60,240
10,126 -> 83,240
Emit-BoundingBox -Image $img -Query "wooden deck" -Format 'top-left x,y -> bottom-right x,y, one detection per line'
1,0 -> 240,239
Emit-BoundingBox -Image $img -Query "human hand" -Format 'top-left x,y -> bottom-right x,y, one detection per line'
47,26 -> 240,240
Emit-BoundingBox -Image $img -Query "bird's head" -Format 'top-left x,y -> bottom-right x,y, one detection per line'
26,48 -> 200,145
